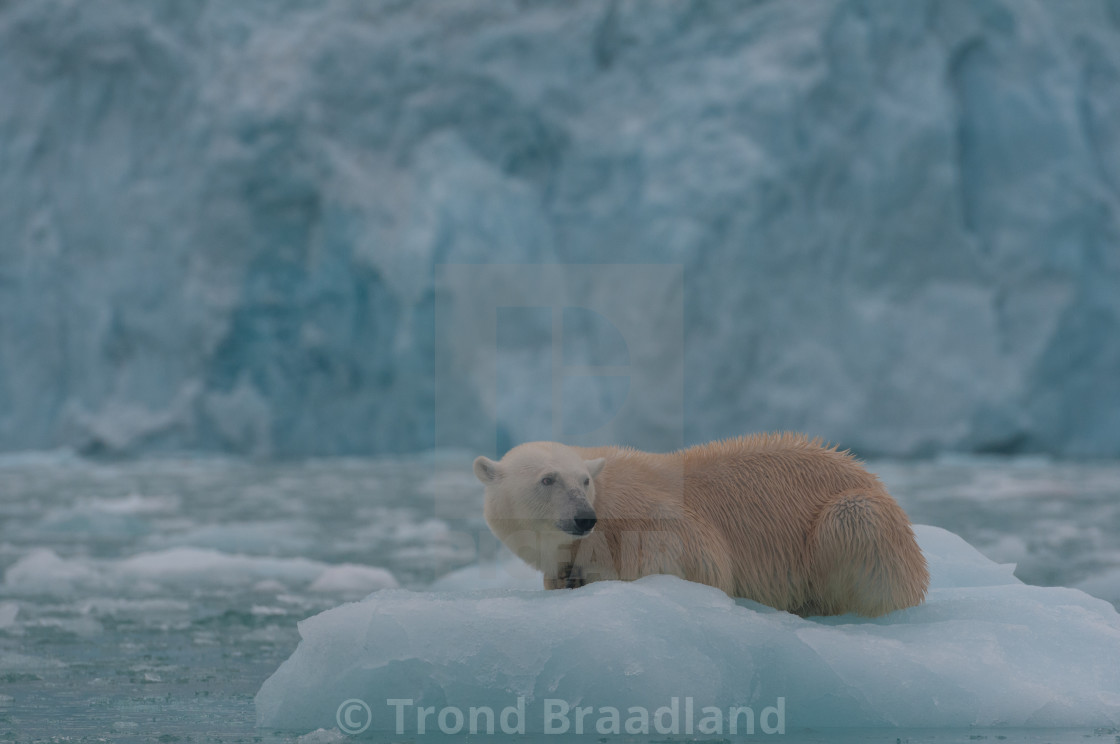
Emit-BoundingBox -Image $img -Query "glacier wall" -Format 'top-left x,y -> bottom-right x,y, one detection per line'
1,0 -> 1119,457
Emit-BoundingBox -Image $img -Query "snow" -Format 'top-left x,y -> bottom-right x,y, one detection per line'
256,526 -> 1120,734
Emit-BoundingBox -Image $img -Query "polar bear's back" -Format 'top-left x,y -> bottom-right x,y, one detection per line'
573,433 -> 925,615
579,432 -> 878,520
680,432 -> 881,515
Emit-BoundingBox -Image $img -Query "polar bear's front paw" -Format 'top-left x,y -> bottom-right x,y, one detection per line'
544,562 -> 587,590
559,562 -> 586,589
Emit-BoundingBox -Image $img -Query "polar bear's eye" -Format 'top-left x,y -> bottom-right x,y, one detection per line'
583,477 -> 590,487
540,476 -> 554,486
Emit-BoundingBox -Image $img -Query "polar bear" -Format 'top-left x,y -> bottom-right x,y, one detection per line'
473,434 -> 929,617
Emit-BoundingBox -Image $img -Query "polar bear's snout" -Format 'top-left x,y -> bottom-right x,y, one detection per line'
572,511 -> 597,535
558,490 -> 597,536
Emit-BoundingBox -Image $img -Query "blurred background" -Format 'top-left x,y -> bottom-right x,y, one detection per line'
1,0 -> 1119,460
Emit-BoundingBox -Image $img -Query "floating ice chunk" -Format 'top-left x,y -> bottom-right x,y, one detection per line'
428,557 -> 543,592
5,549 -> 101,591
973,533 -> 1030,566
88,493 -> 180,515
1077,567 -> 1120,608
0,450 -> 81,468
915,525 -> 1020,589
151,521 -> 314,555
257,526 -> 1120,734
388,518 -> 452,543
33,494 -> 178,539
3,548 -> 396,597
309,565 -> 398,595
253,580 -> 290,594
117,548 -> 327,589
77,598 -> 191,617
0,651 -> 65,672
243,626 -> 293,644
0,602 -> 18,628
295,728 -> 348,744
25,615 -> 103,638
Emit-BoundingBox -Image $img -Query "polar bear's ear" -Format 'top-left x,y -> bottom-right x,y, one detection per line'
585,458 -> 606,479
473,456 -> 502,483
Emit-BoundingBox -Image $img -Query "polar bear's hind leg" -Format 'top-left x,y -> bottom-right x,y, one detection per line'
805,489 -> 929,617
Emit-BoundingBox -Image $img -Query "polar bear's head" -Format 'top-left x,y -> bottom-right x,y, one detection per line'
473,442 -> 606,545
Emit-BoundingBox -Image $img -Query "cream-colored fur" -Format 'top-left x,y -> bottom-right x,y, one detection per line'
474,434 -> 929,617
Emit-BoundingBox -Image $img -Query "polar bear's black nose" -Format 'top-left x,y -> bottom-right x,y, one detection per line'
573,513 -> 597,535
559,507 -> 597,536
